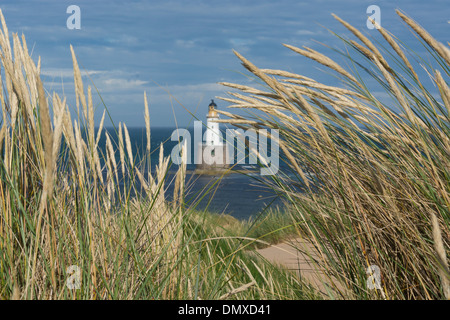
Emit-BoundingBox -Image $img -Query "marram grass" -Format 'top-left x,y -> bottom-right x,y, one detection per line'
1,8 -> 448,300
218,10 -> 449,300
0,10 -> 315,300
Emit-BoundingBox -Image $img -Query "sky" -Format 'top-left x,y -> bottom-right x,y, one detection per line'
0,0 -> 448,127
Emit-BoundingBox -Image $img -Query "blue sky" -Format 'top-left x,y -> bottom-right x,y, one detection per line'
0,0 -> 448,127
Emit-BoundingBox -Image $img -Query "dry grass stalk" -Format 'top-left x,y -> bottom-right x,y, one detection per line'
332,14 -> 391,72
396,10 -> 450,65
214,108 -> 247,120
219,281 -> 256,300
73,120 -> 86,181
11,285 -> 20,300
372,56 -> 417,126
105,132 -> 119,183
96,110 -> 106,147
283,44 -> 362,88
88,86 -> 95,146
282,78 -> 367,100
29,65 -> 57,298
144,91 -> 151,156
435,71 -> 450,116
219,81 -> 281,99
374,20 -> 418,79
260,68 -> 316,82
215,119 -> 261,125
431,212 -> 450,300
118,122 -> 125,176
123,123 -> 134,167
70,45 -> 87,119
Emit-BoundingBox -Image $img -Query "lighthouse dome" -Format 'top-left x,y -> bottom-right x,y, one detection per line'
207,99 -> 218,118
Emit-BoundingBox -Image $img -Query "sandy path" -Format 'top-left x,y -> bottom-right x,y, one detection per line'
255,238 -> 346,298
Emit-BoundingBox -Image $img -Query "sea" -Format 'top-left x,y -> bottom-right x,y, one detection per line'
95,127 -> 287,220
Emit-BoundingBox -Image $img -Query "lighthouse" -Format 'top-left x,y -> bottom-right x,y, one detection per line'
205,99 -> 222,147
196,100 -> 229,172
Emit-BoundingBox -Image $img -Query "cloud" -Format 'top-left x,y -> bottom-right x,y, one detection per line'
42,67 -> 149,95
101,78 -> 149,91
175,39 -> 198,48
41,68 -> 104,78
144,82 -> 224,107
295,29 -> 319,36
228,38 -> 256,53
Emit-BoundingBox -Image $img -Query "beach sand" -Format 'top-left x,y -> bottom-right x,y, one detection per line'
255,238 -> 348,298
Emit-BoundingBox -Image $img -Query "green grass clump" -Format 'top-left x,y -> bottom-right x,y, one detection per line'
241,207 -> 300,249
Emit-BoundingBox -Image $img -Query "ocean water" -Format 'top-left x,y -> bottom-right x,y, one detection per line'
96,126 -> 286,220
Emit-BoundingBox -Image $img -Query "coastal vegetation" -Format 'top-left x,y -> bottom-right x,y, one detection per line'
0,8 -> 448,300
217,10 -> 450,299
0,9 -> 314,300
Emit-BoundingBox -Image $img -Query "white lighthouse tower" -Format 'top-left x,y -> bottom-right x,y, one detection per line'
196,100 -> 228,172
205,99 -> 222,147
